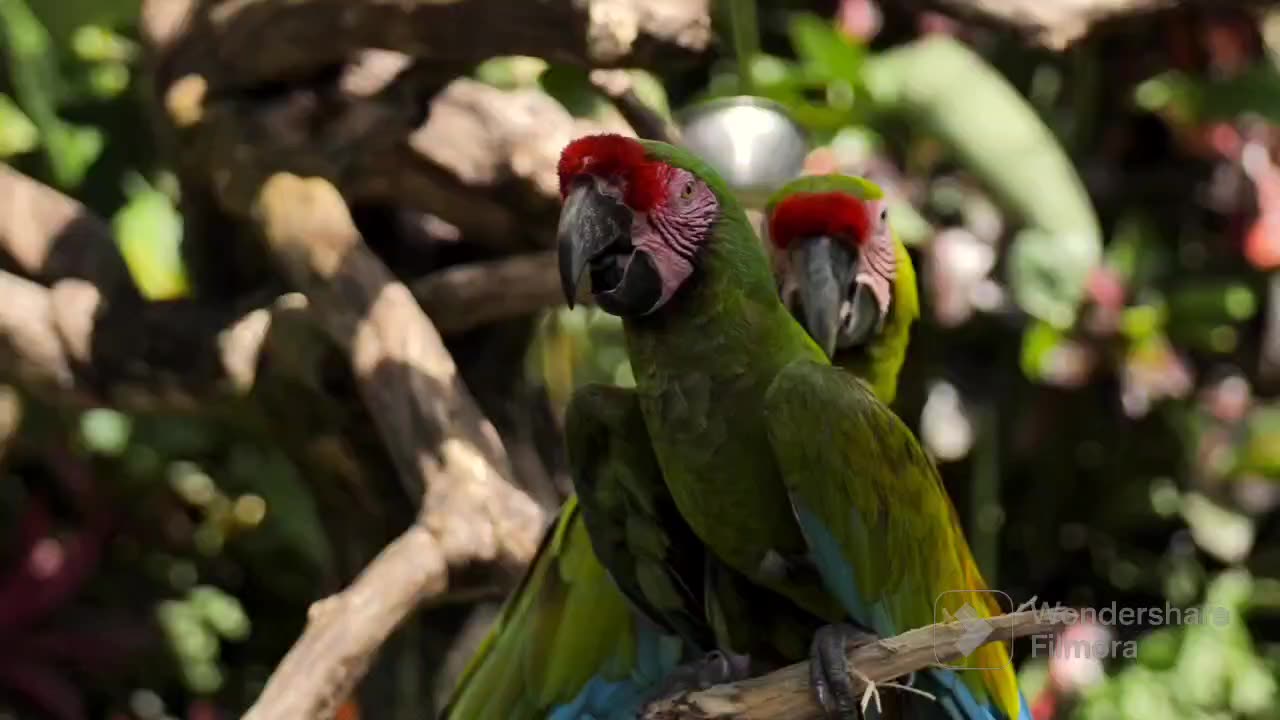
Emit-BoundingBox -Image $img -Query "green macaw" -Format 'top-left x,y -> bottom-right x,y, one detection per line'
764,174 -> 917,404
555,134 -> 1027,720
440,494 -> 688,720
442,174 -> 923,720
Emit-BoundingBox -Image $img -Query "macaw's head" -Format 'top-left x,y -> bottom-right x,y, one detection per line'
765,175 -> 896,359
556,134 -> 722,317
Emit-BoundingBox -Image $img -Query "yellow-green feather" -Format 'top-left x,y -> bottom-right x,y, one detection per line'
442,497 -> 636,719
764,174 -> 1015,717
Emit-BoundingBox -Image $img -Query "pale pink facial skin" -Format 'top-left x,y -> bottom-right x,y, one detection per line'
626,167 -> 719,313
853,198 -> 893,324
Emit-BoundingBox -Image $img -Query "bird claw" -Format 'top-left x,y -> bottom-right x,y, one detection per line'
810,623 -> 881,720
656,649 -> 754,697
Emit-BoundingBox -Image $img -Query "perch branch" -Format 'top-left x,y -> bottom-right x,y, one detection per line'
642,608 -> 1073,719
916,0 -> 1280,49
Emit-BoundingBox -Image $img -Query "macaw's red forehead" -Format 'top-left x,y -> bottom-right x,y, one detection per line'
767,191 -> 873,250
557,134 -> 669,212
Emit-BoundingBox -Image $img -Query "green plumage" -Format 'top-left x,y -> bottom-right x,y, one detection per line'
448,145 -> 1019,720
618,144 -> 1021,718
442,497 -> 639,719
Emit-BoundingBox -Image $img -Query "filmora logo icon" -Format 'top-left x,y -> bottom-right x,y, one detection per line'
945,604 -> 992,657
933,590 -> 1014,670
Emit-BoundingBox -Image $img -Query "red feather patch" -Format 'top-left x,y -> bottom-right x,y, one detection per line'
768,192 -> 872,249
557,134 -> 668,212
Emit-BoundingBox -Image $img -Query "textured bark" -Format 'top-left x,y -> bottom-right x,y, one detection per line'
642,609 -> 1072,720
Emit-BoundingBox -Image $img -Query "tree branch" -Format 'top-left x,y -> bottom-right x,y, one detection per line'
242,525 -> 446,720
411,251 -> 563,335
147,0 -> 710,91
642,609 -> 1072,719
915,0 -> 1280,49
252,171 -> 543,570
0,165 -> 571,411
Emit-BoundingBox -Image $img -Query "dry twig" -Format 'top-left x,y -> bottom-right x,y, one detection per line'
642,608 -> 1072,719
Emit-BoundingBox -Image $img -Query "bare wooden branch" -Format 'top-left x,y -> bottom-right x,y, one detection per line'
242,525 -> 447,720
0,164 -> 138,298
163,69 -> 633,253
412,251 -> 562,334
0,166 -> 573,413
145,0 -> 710,91
642,609 -> 1072,719
916,0 -> 1280,49
252,172 -> 543,569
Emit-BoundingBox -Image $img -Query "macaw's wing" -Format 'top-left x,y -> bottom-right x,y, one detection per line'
565,384 -> 717,654
763,360 -> 1025,720
441,498 -> 681,720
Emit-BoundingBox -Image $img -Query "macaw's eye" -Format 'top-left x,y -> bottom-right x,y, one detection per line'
879,207 -> 888,220
681,181 -> 695,199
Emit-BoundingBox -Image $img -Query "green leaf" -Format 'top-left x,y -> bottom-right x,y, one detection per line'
473,56 -> 547,89
27,0 -> 141,44
1136,65 -> 1280,125
539,65 -> 609,119
626,69 -> 672,120
865,37 -> 1102,327
80,407 -> 132,456
111,178 -> 191,300
189,585 -> 251,642
1008,227 -> 1097,328
0,93 -> 38,157
1181,493 -> 1255,565
787,12 -> 864,82
0,0 -> 104,187
70,24 -> 139,63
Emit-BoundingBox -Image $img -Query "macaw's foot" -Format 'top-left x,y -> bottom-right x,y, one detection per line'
810,623 -> 881,720
656,650 -> 754,697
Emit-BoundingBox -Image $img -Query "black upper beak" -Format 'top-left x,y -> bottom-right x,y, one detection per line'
557,176 -> 631,308
791,236 -> 857,359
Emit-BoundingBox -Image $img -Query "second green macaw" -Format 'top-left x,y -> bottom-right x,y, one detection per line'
555,134 -> 1028,720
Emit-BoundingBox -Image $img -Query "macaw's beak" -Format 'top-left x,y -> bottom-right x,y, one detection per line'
557,175 -> 663,317
791,235 -> 857,359
558,175 -> 633,309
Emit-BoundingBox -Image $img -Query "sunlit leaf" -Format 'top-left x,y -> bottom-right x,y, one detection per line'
1008,227 -> 1097,328
539,65 -> 610,119
473,56 -> 547,89
189,585 -> 251,642
1137,65 -> 1280,125
865,37 -> 1102,327
1181,493 -> 1255,565
787,12 -> 864,82
0,93 -> 38,157
80,407 -> 132,456
111,176 -> 190,300
0,0 -> 104,187
70,24 -> 138,63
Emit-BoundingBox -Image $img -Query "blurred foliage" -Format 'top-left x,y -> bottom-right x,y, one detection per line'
4,0 -> 1280,718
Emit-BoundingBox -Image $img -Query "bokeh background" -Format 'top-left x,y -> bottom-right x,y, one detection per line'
1,0 -> 1279,718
